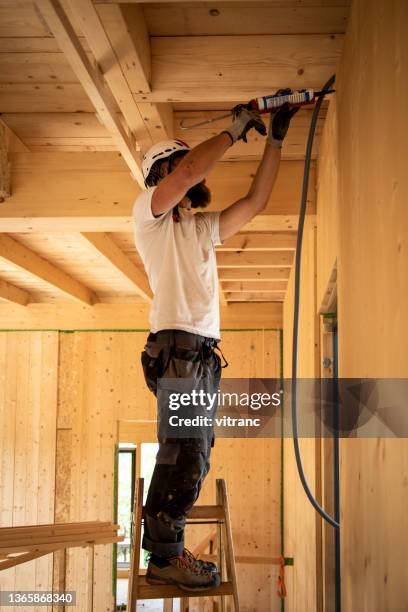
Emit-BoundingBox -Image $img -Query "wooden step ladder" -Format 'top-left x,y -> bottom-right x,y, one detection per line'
126,478 -> 239,611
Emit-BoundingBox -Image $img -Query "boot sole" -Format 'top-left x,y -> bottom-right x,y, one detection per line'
146,571 -> 220,592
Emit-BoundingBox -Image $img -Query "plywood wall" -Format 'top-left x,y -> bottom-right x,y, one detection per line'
282,218 -> 321,612
316,0 -> 408,609
0,332 -> 59,610
0,329 -> 282,612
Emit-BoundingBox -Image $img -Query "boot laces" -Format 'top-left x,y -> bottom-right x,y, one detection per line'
171,548 -> 212,576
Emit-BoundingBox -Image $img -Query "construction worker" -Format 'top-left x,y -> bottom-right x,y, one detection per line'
133,102 -> 298,591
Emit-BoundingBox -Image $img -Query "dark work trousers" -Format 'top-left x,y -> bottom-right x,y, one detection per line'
140,329 -> 222,558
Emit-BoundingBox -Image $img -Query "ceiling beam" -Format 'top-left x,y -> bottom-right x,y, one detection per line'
222,281 -> 287,292
0,302 -> 283,330
129,34 -> 343,102
217,252 -> 294,268
226,292 -> 285,302
0,153 -> 313,232
0,235 -> 97,305
0,279 -> 30,306
94,2 -> 174,141
94,0 -> 350,5
219,233 -> 297,252
218,269 -> 290,282
35,0 -> 144,185
81,232 -> 152,302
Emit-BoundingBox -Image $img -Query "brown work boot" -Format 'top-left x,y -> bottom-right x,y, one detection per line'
146,549 -> 220,592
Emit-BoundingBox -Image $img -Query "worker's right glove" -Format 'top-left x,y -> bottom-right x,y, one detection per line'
267,96 -> 299,149
224,106 -> 267,144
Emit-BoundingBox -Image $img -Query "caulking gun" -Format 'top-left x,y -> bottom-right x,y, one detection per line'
180,88 -> 335,131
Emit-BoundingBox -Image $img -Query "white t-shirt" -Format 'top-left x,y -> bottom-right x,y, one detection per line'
133,187 -> 222,339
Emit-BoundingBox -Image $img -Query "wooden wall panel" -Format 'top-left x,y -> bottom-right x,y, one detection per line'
283,219 -> 321,612
57,329 -> 282,612
332,0 -> 408,609
182,330 -> 283,612
316,97 -> 339,309
0,332 -> 58,609
1,327 -> 282,610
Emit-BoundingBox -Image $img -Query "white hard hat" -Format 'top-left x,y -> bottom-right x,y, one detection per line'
142,139 -> 191,181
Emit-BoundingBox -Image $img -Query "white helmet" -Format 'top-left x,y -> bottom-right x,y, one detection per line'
142,139 -> 191,183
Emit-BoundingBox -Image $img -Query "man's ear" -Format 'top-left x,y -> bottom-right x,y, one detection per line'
159,161 -> 169,179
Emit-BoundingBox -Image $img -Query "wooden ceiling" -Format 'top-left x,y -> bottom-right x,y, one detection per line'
0,0 -> 350,309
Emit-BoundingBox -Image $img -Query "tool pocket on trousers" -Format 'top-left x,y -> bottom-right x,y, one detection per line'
141,344 -> 163,396
165,347 -> 202,380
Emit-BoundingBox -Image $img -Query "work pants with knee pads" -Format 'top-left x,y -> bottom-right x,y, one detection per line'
140,329 -> 223,557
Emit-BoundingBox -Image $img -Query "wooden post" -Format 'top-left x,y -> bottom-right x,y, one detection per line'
0,123 -> 10,201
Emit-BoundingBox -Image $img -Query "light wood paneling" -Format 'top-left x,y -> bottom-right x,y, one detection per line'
142,35 -> 344,102
316,97 -> 339,309
143,4 -> 349,36
0,302 -> 282,330
283,218 -> 320,611
326,0 -> 408,609
55,329 -> 282,610
0,332 -> 59,602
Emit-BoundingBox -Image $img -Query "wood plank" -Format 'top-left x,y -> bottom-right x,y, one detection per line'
219,269 -> 291,281
132,35 -> 344,102
0,52 -> 79,84
95,0 -> 351,5
0,123 -> 10,200
36,0 -> 145,184
0,235 -> 98,305
187,505 -> 224,520
0,278 -> 30,306
225,292 -> 285,302
217,251 -> 294,268
94,2 -> 150,92
0,83 -> 94,113
68,0 -> 159,155
81,232 -> 152,302
143,4 -> 349,36
127,479 -> 144,611
222,281 -> 287,292
0,155 -> 313,232
0,117 -> 29,154
219,232 -> 297,252
1,113 -> 110,139
137,576 -> 234,600
0,3 -> 52,37
0,302 -> 283,329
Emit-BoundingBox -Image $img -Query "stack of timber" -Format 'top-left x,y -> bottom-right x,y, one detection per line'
0,521 -> 123,571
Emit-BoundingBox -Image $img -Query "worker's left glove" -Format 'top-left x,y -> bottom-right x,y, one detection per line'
224,106 -> 266,144
267,90 -> 299,148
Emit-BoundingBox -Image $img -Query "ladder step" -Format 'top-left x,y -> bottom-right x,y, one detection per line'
187,505 -> 225,520
142,505 -> 225,520
137,576 -> 234,599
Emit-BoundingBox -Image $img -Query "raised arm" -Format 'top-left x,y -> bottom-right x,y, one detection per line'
219,103 -> 299,242
151,109 -> 266,216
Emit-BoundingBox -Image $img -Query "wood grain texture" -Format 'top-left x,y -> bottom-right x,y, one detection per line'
143,4 -> 349,36
0,302 -> 283,329
0,332 -> 58,600
283,218 -> 320,611
141,34 -> 344,102
327,0 -> 408,609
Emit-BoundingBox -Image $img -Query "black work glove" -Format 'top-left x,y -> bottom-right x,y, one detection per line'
224,104 -> 267,144
267,94 -> 299,148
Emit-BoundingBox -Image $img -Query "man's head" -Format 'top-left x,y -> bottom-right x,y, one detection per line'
142,140 -> 211,209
